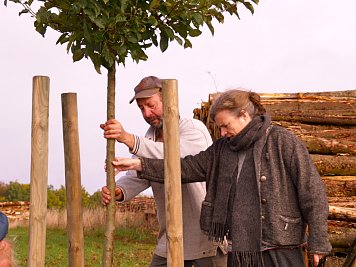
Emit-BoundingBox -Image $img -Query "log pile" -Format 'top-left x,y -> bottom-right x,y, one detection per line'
193,89 -> 356,263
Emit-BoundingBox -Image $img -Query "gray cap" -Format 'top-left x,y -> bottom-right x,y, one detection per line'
129,76 -> 162,104
0,212 -> 8,240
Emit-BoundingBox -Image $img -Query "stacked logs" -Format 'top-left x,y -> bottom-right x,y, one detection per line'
193,89 -> 356,261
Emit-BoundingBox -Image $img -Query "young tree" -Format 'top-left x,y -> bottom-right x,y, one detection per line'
4,0 -> 258,265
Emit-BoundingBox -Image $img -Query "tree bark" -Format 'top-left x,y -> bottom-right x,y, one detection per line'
269,113 -> 356,126
328,230 -> 356,248
102,65 -> 116,267
322,176 -> 356,197
259,89 -> 356,99
297,135 -> 356,155
264,99 -> 356,117
311,154 -> 356,176
328,206 -> 356,223
272,121 -> 356,142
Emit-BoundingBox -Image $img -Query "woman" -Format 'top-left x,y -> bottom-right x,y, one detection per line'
112,89 -> 331,267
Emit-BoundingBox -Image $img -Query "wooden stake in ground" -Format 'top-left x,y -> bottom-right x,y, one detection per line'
61,93 -> 84,267
28,76 -> 50,267
162,79 -> 184,266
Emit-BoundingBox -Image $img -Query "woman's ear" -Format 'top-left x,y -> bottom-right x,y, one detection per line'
240,110 -> 252,123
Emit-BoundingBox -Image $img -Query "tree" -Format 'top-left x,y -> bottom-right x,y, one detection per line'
47,185 -> 66,209
4,181 -> 30,202
4,0 -> 258,265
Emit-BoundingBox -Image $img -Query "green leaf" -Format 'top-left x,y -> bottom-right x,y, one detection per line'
159,34 -> 168,52
149,0 -> 160,10
163,25 -> 175,40
206,20 -> 214,35
192,13 -> 203,26
152,35 -> 158,47
102,45 -> 114,66
243,2 -> 255,14
19,9 -> 29,15
251,0 -> 259,4
73,48 -> 85,62
183,39 -> 192,49
56,33 -> 69,45
174,36 -> 183,46
34,21 -> 46,37
189,28 -> 201,37
127,35 -> 138,43
120,0 -> 128,12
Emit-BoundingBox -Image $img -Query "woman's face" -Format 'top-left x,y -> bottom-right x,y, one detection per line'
214,109 -> 252,138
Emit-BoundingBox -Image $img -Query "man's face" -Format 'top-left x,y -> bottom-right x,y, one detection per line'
136,93 -> 163,128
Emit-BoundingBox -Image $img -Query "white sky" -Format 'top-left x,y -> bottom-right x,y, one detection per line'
1,0 -> 356,194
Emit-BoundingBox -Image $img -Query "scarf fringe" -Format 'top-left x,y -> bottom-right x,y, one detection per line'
232,251 -> 264,267
208,221 -> 228,242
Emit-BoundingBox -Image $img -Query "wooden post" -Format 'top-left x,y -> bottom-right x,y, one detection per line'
61,93 -> 84,267
28,76 -> 50,267
162,79 -> 184,266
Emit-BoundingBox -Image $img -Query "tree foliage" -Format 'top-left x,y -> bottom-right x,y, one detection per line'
5,0 -> 258,73
0,181 -> 101,209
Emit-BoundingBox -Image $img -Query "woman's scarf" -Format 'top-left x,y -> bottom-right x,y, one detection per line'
209,114 -> 272,267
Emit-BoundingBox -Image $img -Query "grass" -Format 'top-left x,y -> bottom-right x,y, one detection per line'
8,226 -> 156,267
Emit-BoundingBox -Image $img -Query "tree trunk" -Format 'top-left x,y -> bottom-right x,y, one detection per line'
102,65 -> 116,267
311,154 -> 356,176
264,99 -> 356,117
272,121 -> 356,142
259,89 -> 356,99
328,196 -> 356,208
322,176 -> 356,197
328,232 -> 356,249
297,135 -> 356,155
328,206 -> 356,223
269,113 -> 356,126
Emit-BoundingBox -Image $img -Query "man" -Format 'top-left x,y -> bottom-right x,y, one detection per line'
100,76 -> 227,267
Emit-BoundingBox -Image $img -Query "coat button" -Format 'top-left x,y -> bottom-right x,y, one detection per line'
260,175 -> 267,182
261,198 -> 267,204
261,215 -> 265,220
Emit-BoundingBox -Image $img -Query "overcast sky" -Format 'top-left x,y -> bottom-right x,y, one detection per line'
1,0 -> 356,194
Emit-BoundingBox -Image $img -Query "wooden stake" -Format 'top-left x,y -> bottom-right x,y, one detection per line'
28,76 -> 50,267
61,93 -> 84,267
162,79 -> 184,266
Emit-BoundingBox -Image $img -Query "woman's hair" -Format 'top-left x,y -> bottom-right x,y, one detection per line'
209,89 -> 266,121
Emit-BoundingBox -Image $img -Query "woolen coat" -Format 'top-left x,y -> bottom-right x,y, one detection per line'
138,125 -> 332,255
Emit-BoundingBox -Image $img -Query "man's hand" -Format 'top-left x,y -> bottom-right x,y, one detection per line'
100,119 -> 135,149
101,186 -> 124,205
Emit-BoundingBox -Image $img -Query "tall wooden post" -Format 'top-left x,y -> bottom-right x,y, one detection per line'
61,93 -> 84,267
162,79 -> 184,266
28,76 -> 50,267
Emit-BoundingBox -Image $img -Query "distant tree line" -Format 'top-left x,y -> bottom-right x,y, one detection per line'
0,181 -> 102,209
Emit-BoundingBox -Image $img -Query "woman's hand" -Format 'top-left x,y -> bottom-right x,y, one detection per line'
313,254 -> 324,266
112,157 -> 142,174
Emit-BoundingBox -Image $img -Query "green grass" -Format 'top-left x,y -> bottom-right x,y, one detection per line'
8,227 -> 156,267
